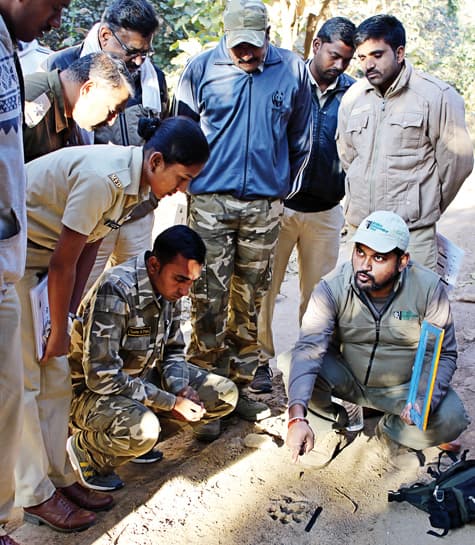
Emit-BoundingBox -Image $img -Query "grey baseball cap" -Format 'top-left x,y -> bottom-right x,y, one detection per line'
352,211 -> 410,253
224,0 -> 268,49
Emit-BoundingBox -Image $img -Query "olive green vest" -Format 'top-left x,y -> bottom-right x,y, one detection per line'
326,261 -> 441,387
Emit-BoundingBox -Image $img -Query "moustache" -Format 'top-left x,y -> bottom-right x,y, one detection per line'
238,57 -> 258,64
366,69 -> 380,77
356,270 -> 375,281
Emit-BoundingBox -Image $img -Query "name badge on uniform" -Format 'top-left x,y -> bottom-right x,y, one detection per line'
108,174 -> 123,189
127,326 -> 151,337
24,93 -> 51,128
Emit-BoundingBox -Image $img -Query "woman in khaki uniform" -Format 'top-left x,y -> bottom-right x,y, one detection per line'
15,116 -> 209,533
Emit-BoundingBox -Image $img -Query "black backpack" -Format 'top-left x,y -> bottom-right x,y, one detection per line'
388,450 -> 475,537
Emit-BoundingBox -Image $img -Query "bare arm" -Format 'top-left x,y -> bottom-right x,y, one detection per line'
42,227 -> 91,363
71,238 -> 102,311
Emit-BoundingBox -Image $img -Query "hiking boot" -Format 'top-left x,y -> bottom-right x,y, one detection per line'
300,431 -> 351,469
67,435 -> 124,491
248,364 -> 273,393
374,421 -> 422,469
130,446 -> 164,464
193,419 -> 222,442
235,392 -> 271,422
332,397 -> 364,432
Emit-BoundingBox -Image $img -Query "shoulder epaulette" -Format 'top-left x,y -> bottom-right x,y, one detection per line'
24,92 -> 52,128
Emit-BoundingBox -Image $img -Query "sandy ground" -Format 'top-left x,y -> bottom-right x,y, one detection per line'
9,173 -> 475,545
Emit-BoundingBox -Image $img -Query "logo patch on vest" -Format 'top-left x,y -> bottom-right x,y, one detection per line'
127,326 -> 151,337
108,174 -> 122,189
393,310 -> 419,320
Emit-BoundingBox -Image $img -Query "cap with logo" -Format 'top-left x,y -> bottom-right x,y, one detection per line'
224,0 -> 268,49
352,210 -> 410,253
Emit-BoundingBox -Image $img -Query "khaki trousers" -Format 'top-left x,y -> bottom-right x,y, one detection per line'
14,252 -> 76,508
258,205 -> 344,362
0,286 -> 23,523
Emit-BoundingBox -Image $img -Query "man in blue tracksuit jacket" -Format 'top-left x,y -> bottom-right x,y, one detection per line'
174,0 -> 311,423
256,17 -> 355,394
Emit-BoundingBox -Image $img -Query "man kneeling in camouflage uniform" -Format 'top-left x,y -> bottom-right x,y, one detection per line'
67,225 -> 238,491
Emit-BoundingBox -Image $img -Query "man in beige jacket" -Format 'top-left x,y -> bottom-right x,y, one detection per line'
337,14 -> 473,270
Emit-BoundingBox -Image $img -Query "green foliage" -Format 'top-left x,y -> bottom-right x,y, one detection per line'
40,0 -> 474,134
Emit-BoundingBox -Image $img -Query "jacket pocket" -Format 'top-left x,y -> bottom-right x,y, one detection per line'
388,112 -> 424,152
345,112 -> 369,135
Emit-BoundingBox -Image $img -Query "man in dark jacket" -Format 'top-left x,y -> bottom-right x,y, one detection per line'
254,17 -> 355,393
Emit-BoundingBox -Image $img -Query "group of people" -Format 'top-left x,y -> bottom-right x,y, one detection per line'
0,0 -> 473,543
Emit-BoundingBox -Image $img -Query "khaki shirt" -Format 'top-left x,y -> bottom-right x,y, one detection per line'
23,70 -> 74,162
26,145 -> 147,249
337,61 -> 474,229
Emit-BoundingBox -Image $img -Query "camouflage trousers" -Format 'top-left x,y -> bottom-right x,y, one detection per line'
187,193 -> 283,383
70,363 -> 238,472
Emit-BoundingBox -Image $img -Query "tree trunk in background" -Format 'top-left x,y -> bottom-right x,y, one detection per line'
303,0 -> 332,59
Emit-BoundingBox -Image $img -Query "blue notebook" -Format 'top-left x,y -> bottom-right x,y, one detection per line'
406,321 -> 445,431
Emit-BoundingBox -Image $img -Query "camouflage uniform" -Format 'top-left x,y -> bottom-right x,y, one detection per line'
187,194 -> 283,383
69,254 -> 238,472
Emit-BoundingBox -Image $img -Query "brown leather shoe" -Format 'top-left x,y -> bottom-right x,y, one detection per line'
0,536 -> 21,545
59,482 -> 114,512
23,490 -> 96,532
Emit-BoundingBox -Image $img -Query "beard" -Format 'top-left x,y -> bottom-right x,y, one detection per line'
354,268 -> 400,294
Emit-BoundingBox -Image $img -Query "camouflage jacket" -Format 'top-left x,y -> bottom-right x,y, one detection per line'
69,254 -> 189,411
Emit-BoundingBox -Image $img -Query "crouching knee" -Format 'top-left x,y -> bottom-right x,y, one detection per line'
130,408 -> 161,457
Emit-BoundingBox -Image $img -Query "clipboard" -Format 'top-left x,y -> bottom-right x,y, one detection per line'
406,321 -> 445,431
29,274 -> 51,361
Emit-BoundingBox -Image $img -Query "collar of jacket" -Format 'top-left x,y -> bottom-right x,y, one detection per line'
362,59 -> 413,99
305,59 -> 355,96
213,36 -> 282,67
47,69 -> 69,133
134,253 -> 165,311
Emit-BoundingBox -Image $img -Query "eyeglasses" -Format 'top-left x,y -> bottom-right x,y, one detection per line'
109,27 -> 154,60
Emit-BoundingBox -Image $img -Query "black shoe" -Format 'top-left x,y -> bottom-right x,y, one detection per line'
130,447 -> 164,464
248,363 -> 273,393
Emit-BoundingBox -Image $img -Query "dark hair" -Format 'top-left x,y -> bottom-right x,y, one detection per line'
65,52 -> 134,95
317,17 -> 355,48
102,0 -> 159,37
138,116 -> 210,167
148,225 -> 206,266
354,14 -> 406,51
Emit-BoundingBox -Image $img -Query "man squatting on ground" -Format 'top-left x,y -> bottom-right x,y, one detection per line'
67,226 -> 238,491
281,211 -> 470,468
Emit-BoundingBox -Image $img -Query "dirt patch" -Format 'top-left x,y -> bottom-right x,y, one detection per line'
10,175 -> 475,545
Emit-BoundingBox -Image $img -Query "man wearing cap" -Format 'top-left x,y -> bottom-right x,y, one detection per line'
281,210 -> 469,468
173,0 -> 311,423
